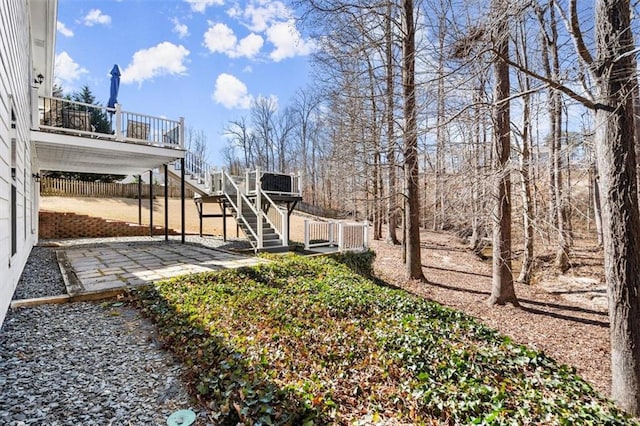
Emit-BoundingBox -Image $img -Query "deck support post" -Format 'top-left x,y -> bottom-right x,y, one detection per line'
149,170 -> 153,237
164,164 -> 168,241
137,175 -> 142,225
222,202 -> 227,241
181,157 -> 185,244
197,200 -> 203,237
256,167 -> 263,250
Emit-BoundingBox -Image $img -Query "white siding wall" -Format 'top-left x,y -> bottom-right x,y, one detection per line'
0,1 -> 38,325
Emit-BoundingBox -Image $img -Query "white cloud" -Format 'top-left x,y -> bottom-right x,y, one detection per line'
213,73 -> 253,109
185,0 -> 224,13
203,23 -> 237,54
57,21 -> 74,37
121,42 -> 190,85
266,20 -> 316,62
82,9 -> 111,26
235,33 -> 263,58
226,5 -> 241,18
54,51 -> 88,83
242,65 -> 253,73
203,23 -> 263,59
171,18 -> 189,38
243,1 -> 290,32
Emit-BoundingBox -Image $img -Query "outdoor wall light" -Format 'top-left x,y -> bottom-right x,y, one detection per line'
34,73 -> 44,85
32,173 -> 41,182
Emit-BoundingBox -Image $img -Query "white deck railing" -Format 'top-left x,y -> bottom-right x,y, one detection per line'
304,220 -> 369,252
35,96 -> 184,149
211,169 -> 301,198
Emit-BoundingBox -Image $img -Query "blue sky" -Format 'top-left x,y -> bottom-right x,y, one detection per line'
54,0 -> 316,165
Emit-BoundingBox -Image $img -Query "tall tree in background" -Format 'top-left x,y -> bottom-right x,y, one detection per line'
385,3 -> 401,245
291,88 -> 322,203
251,96 -> 278,170
487,0 -> 517,305
514,18 -> 535,284
536,1 -> 570,272
71,85 -> 111,134
433,5 -> 447,231
401,0 -> 425,280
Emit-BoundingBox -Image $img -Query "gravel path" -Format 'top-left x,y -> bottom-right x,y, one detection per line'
1,241 -> 211,425
11,247 -> 66,300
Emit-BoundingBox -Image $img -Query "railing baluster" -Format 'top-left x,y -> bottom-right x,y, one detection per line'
37,95 -> 182,149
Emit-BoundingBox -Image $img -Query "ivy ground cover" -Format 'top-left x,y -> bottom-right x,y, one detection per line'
131,253 -> 635,425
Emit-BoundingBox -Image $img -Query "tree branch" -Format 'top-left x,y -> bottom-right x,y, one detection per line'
555,0 -> 594,67
497,53 -> 609,110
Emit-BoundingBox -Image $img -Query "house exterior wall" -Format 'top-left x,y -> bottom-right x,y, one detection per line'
0,1 -> 39,325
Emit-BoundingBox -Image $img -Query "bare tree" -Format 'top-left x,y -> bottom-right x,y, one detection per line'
224,117 -> 256,169
535,1 -> 570,272
292,88 -> 322,201
401,0 -> 425,280
591,0 -> 640,413
251,96 -> 278,170
384,3 -> 401,245
272,107 -> 296,173
487,0 -> 517,306
514,17 -> 535,284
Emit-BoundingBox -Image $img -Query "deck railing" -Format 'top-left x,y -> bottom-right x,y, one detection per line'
211,169 -> 301,197
247,169 -> 301,196
35,96 -> 184,149
304,220 -> 369,252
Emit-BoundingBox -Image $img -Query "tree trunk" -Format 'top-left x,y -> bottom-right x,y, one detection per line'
434,13 -> 446,231
469,100 -> 482,253
401,0 -> 425,280
517,92 -> 534,284
385,7 -> 400,245
538,2 -> 570,272
366,56 -> 383,240
594,0 -> 640,414
487,0 -> 517,306
591,163 -> 603,246
515,19 -> 534,284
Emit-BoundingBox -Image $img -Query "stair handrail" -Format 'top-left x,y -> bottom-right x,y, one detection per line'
184,151 -> 212,190
221,169 -> 261,248
260,189 -> 288,246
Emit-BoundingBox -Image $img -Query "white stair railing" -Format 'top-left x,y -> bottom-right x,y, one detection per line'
220,170 -> 262,249
261,190 -> 288,247
211,168 -> 301,249
184,151 -> 211,191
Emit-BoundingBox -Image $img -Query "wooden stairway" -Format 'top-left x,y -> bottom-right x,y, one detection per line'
232,202 -> 284,250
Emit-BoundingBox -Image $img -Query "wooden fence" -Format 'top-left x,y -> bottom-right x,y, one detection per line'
40,177 -> 195,198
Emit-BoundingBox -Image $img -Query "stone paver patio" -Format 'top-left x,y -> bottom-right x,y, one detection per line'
57,240 -> 264,294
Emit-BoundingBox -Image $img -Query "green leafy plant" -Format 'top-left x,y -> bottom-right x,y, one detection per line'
130,254 -> 636,425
